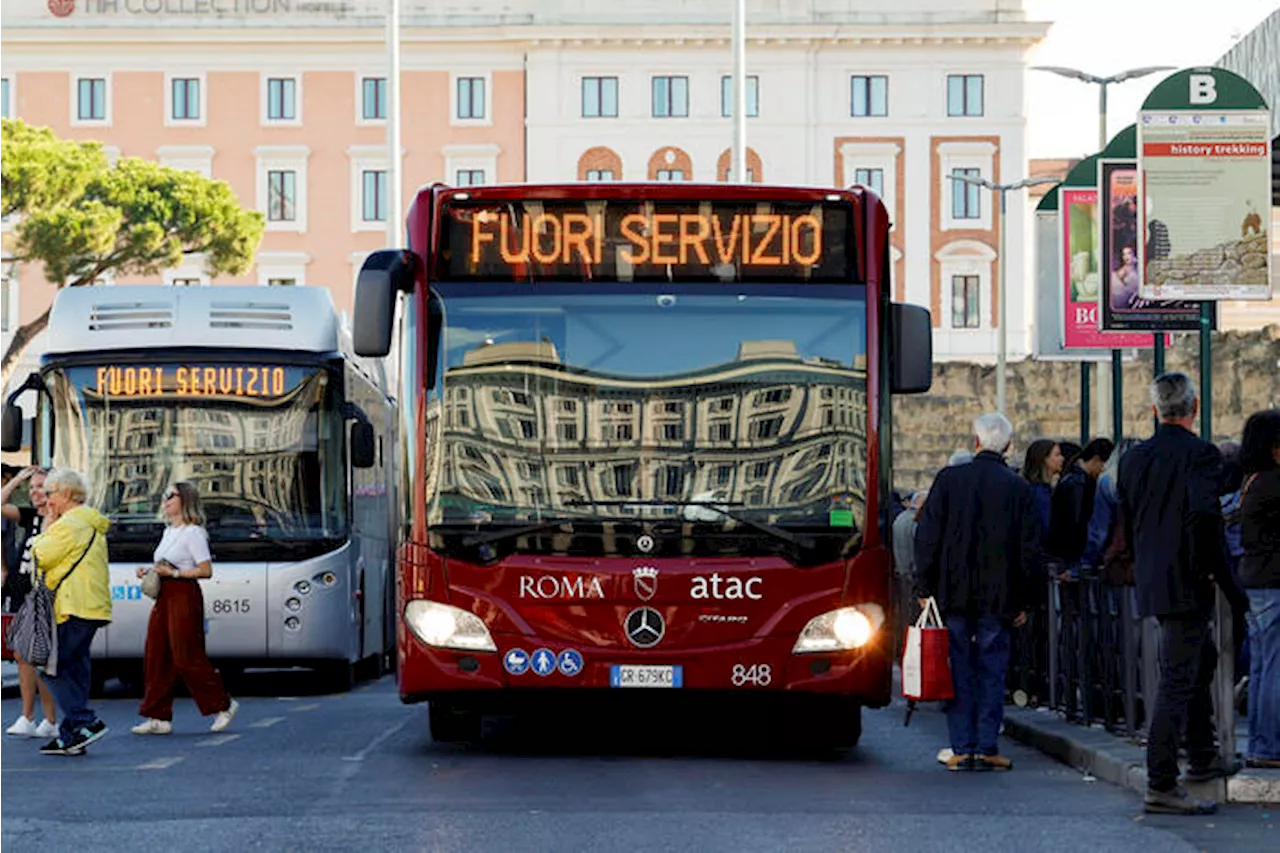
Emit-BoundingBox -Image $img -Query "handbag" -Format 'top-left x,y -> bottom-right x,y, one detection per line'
140,567 -> 162,600
902,597 -> 954,703
5,530 -> 97,676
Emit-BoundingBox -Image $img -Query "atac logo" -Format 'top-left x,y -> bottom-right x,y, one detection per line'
632,566 -> 658,601
48,0 -> 75,18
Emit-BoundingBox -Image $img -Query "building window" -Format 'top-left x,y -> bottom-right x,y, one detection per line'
853,167 -> 884,197
1,79 -> 10,119
171,77 -> 201,120
951,168 -> 981,219
724,168 -> 756,182
655,169 -> 685,182
1,276 -> 15,333
651,76 -> 689,118
362,77 -> 386,120
556,422 -> 578,442
266,77 -> 296,121
457,77 -> 485,120
267,170 -> 297,222
585,169 -> 614,181
710,422 -> 732,441
581,76 -> 618,118
360,170 -> 386,222
661,466 -> 685,496
947,74 -> 984,117
662,423 -> 683,441
267,278 -> 297,287
720,75 -> 759,117
951,275 -> 981,328
170,278 -> 203,287
455,169 -> 485,186
851,75 -> 888,117
77,78 -> 107,121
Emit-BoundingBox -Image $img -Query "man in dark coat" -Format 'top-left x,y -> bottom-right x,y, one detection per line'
914,412 -> 1039,771
1118,372 -> 1243,815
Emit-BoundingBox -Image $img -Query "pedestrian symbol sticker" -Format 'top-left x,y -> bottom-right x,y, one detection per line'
531,648 -> 556,676
557,649 -> 583,677
504,648 -> 530,676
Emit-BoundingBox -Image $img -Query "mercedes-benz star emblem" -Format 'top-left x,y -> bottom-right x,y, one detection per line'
632,566 -> 658,601
624,607 -> 665,648
636,534 -> 655,553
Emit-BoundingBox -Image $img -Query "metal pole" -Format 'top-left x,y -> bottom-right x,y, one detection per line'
731,0 -> 747,183
1112,349 -> 1123,443
1080,364 -> 1091,446
1152,334 -> 1165,431
386,0 -> 403,245
1200,302 -> 1212,439
997,188 -> 1008,414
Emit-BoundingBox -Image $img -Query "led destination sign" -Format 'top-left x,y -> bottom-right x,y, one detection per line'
439,199 -> 857,283
91,365 -> 295,398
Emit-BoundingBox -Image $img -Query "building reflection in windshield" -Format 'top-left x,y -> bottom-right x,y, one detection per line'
427,339 -> 868,528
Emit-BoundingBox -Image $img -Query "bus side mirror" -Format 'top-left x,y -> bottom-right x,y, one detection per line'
353,249 -> 418,357
1,403 -> 24,453
890,303 -> 933,394
350,421 -> 376,469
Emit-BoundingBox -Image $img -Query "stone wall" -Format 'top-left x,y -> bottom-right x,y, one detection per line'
892,325 -> 1280,492
1147,232 -> 1270,292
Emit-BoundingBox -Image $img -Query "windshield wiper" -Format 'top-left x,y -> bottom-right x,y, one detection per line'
563,499 -> 816,550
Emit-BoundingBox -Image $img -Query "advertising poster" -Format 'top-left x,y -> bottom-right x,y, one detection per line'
1098,160 -> 1203,332
1138,110 -> 1273,300
1060,187 -> 1155,349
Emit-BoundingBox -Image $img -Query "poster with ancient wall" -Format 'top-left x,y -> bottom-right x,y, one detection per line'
1137,111 -> 1272,301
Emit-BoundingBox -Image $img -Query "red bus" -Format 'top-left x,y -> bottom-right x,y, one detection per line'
353,182 -> 932,746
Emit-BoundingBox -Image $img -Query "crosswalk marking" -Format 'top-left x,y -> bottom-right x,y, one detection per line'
249,716 -> 286,729
137,756 -> 184,770
290,703 -> 321,712
195,734 -> 241,747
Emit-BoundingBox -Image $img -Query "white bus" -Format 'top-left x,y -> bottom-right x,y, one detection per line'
2,285 -> 397,691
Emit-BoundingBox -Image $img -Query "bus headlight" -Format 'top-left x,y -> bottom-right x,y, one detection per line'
404,600 -> 497,653
792,604 -> 886,653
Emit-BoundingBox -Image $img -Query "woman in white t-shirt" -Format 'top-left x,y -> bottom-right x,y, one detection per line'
131,482 -> 238,735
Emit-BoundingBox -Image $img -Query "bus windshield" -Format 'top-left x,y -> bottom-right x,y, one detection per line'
426,283 -> 868,562
42,362 -> 348,560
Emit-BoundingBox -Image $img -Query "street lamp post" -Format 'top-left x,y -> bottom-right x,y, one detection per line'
952,173 -> 1058,415
731,0 -> 747,183
1031,65 -> 1175,442
386,0 -> 403,246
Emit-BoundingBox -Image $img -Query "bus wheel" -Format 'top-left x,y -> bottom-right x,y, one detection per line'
355,652 -> 384,682
322,661 -> 356,694
787,696 -> 862,752
428,700 -> 480,743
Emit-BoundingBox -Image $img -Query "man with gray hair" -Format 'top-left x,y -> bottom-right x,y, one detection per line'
1118,372 -> 1241,814
915,412 -> 1039,771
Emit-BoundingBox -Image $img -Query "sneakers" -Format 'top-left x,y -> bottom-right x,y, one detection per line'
1182,756 -> 1243,784
1144,785 -> 1217,815
977,754 -> 1014,771
131,718 -> 173,736
6,715 -> 40,737
210,698 -> 239,733
34,719 -> 58,739
77,719 -> 109,748
39,731 -> 88,757
944,752 -> 975,771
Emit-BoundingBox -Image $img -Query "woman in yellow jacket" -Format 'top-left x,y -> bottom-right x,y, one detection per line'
31,468 -> 112,756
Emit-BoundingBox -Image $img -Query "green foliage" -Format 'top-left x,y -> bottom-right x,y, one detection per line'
1,118 -> 264,287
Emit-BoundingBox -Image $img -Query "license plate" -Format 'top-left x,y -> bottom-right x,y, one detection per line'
609,664 -> 683,688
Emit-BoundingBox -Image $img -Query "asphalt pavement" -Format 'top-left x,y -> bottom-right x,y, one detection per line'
2,673 -> 1276,852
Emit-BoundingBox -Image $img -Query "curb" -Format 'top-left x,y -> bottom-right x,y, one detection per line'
1003,707 -> 1280,804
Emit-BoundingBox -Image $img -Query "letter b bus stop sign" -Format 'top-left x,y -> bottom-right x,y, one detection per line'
1137,67 -> 1273,303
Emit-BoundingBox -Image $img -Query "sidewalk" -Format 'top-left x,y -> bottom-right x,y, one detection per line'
1004,705 -> 1280,805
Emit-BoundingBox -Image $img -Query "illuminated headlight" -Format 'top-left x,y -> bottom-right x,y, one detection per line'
792,604 -> 886,653
404,600 -> 497,653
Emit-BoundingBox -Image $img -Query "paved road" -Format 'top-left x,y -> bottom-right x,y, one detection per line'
2,674 -> 1275,852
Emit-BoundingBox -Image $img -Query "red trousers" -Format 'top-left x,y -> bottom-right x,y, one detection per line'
139,579 -> 230,720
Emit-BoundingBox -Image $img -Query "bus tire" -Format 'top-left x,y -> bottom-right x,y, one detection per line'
788,696 -> 862,751
355,652 -> 384,681
428,701 -> 480,743
323,660 -> 356,693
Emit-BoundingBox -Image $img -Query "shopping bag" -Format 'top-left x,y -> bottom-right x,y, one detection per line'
902,597 -> 953,702
0,607 -> 14,660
